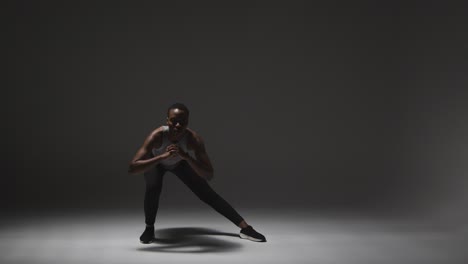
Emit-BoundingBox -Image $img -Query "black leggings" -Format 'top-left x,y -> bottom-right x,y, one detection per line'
143,160 -> 244,226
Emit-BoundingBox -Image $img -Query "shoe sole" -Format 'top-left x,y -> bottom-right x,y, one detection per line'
139,238 -> 155,244
239,233 -> 266,242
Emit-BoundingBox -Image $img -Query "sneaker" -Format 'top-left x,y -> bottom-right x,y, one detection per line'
240,226 -> 266,242
139,225 -> 155,244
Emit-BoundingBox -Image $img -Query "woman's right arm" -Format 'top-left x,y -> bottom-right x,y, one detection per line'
128,128 -> 170,175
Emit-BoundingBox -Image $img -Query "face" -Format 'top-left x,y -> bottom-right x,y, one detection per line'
166,108 -> 189,139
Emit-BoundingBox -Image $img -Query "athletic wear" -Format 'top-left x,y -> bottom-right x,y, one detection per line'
143,160 -> 245,227
240,226 -> 267,242
151,126 -> 194,170
142,128 -> 266,242
139,225 -> 155,244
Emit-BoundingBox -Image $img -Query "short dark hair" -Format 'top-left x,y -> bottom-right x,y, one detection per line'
167,102 -> 190,116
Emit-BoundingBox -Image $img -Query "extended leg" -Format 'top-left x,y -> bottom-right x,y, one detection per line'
171,161 -> 266,242
171,161 -> 245,227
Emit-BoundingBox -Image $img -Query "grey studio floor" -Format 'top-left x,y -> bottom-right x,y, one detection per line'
1,208 -> 467,264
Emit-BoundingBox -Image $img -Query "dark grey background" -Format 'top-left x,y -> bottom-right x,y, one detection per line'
5,1 -> 468,219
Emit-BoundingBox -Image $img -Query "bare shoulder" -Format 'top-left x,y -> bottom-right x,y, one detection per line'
186,128 -> 205,149
153,125 -> 166,135
146,126 -> 165,148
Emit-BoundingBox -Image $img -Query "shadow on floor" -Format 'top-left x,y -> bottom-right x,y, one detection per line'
137,227 -> 243,253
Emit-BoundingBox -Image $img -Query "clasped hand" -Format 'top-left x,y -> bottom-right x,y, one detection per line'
164,144 -> 189,160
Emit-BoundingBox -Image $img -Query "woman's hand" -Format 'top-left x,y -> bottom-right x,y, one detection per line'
166,144 -> 190,160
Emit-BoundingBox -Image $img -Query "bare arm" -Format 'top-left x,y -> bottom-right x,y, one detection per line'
128,128 -> 171,175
